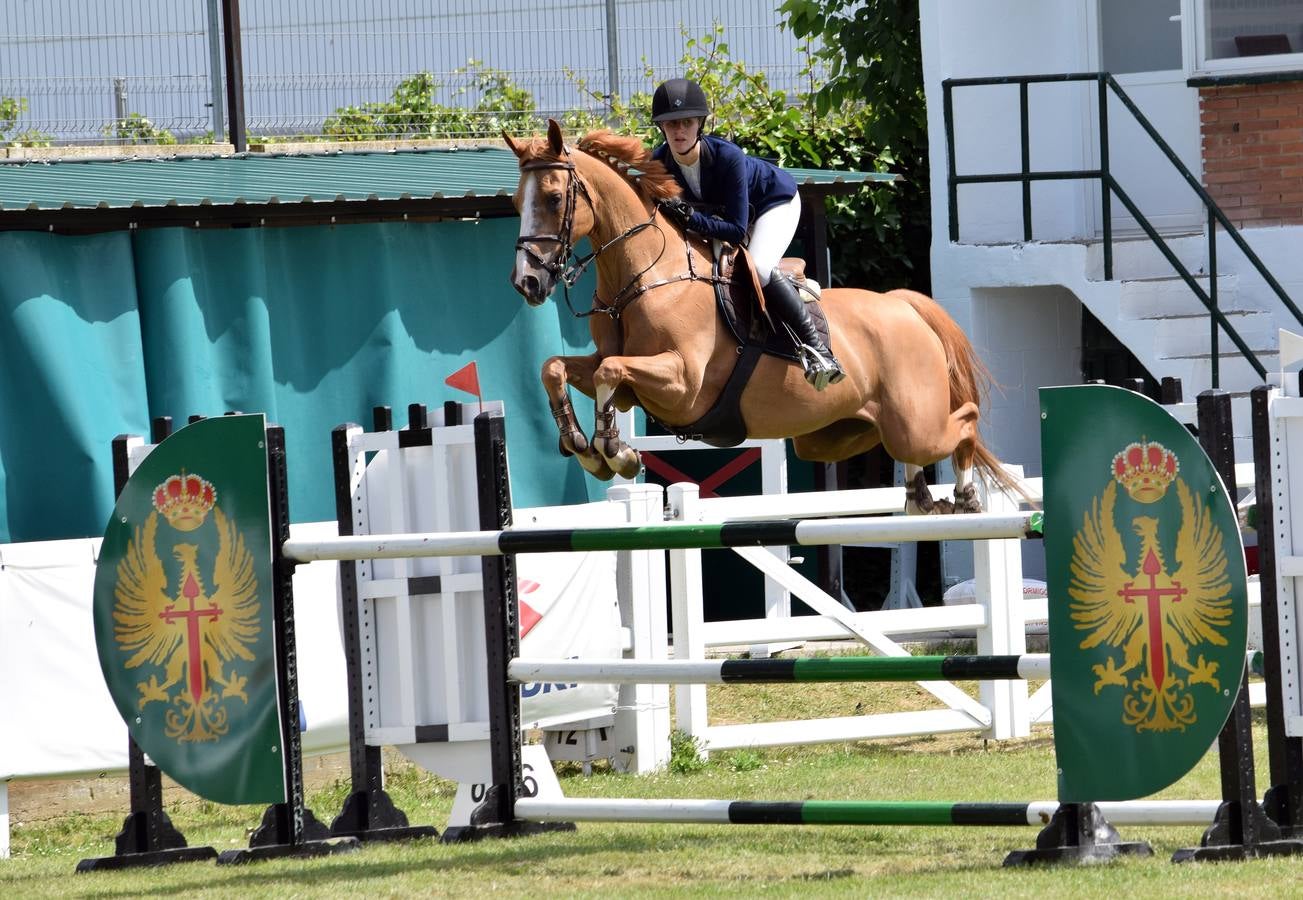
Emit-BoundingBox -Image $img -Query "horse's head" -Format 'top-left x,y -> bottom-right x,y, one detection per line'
504,119 -> 594,307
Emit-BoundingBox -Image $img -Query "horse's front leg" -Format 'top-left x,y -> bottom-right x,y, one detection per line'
542,353 -> 614,479
592,351 -> 688,479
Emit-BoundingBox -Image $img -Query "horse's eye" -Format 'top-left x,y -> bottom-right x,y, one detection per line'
546,192 -> 563,209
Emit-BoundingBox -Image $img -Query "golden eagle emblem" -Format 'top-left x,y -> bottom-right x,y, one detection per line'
1068,474 -> 1233,732
112,476 -> 261,743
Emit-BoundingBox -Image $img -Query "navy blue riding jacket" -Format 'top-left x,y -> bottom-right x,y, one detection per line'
652,134 -> 798,246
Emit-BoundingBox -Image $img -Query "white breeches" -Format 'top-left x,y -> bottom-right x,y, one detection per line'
750,193 -> 802,286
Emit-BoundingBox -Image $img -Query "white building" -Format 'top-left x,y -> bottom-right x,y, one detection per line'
920,0 -> 1303,577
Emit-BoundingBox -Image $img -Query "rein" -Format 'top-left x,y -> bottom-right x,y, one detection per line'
516,152 -> 726,322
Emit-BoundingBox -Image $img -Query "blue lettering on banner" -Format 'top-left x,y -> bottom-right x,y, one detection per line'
521,680 -> 580,698
521,656 -> 581,698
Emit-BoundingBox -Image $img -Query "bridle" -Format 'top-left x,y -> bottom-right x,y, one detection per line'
514,150 -> 724,322
514,156 -> 590,288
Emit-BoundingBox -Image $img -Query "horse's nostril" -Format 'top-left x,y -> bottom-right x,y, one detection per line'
521,274 -> 540,297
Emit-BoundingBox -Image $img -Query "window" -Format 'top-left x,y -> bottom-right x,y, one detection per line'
1193,0 -> 1303,73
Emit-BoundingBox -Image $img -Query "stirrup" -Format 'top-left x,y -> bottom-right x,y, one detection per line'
796,344 -> 846,392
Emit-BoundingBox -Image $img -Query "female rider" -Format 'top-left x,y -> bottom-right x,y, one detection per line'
649,77 -> 844,390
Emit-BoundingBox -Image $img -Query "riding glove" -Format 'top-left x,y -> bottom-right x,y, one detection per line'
658,197 -> 695,231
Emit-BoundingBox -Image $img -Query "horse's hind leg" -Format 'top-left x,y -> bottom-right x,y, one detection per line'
542,354 -> 614,479
946,400 -> 983,513
900,400 -> 983,514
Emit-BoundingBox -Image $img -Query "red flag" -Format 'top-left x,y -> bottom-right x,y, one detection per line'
518,578 -> 542,637
445,361 -> 481,398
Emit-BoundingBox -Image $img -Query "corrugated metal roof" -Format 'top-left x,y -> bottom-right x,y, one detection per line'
0,146 -> 892,216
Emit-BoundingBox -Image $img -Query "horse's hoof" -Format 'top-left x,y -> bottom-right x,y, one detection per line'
558,436 -> 574,458
931,498 -> 956,515
953,484 -> 983,514
611,449 -> 642,480
575,450 -> 615,480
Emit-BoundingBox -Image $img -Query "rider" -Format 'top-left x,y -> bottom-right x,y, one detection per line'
649,77 -> 844,390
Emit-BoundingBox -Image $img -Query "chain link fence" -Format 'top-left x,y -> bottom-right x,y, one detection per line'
1,1 -> 817,146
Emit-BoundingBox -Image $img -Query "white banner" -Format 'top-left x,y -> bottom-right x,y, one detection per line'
516,547 -> 620,729
0,525 -> 349,781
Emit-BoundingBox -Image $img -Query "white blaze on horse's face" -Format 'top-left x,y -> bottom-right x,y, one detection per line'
511,167 -> 569,307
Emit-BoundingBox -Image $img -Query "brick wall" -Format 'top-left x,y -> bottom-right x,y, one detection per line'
1199,81 -> 1303,227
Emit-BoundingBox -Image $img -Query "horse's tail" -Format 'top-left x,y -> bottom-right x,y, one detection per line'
891,290 -> 1027,501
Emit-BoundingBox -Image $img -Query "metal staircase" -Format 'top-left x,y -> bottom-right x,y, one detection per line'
942,72 -> 1301,408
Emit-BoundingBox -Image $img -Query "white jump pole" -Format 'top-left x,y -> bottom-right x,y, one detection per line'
282,512 -> 1042,562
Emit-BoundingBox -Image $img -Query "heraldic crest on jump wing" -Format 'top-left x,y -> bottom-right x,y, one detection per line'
1068,440 -> 1234,732
112,472 -> 262,742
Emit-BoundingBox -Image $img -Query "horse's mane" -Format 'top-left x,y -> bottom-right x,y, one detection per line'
575,131 -> 682,202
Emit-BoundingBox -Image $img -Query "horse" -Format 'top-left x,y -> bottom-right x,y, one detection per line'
504,119 -> 1013,513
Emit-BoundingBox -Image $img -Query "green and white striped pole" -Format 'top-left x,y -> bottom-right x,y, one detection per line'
508,654 -> 1052,685
513,798 -> 1220,827
283,511 -> 1044,562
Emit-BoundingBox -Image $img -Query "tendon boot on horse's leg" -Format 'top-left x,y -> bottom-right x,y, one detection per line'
592,400 -> 642,480
763,271 -> 845,391
552,395 -> 614,479
952,466 -> 982,514
904,465 -> 955,515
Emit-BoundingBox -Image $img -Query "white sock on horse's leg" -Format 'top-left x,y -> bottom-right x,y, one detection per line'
953,465 -> 981,513
903,464 -> 932,514
955,465 -> 973,491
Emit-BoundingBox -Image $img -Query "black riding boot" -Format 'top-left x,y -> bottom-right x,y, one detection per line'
763,272 -> 845,391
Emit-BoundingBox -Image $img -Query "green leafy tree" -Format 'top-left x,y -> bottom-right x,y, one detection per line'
780,0 -> 929,291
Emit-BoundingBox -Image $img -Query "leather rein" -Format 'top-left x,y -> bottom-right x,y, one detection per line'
515,153 -> 725,322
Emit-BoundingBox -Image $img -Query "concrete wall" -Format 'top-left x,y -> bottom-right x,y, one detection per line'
920,0 -> 1094,243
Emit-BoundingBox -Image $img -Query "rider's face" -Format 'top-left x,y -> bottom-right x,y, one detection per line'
661,117 -> 702,157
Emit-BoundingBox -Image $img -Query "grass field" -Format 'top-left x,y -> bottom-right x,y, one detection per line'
2,678 -> 1298,897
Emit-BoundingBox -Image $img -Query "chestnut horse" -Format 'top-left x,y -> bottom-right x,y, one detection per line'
506,120 -> 1011,512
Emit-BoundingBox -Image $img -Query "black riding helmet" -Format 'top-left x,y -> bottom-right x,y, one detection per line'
651,78 -> 710,122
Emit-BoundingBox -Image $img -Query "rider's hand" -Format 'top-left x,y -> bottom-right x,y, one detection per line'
658,197 -> 694,231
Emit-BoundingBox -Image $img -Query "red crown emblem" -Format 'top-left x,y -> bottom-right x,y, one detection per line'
1112,440 -> 1178,503
152,472 -> 216,531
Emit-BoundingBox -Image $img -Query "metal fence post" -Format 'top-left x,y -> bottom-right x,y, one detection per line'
604,0 -> 620,123
206,0 -> 226,141
219,0 -> 246,151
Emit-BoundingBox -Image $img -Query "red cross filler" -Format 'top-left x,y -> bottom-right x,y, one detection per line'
160,571 -> 223,702
1117,548 -> 1187,689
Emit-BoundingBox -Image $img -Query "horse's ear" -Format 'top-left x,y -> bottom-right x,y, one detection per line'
502,129 -> 524,159
547,118 -> 565,156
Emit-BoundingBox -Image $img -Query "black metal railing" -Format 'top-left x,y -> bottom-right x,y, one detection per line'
942,71 -> 1303,387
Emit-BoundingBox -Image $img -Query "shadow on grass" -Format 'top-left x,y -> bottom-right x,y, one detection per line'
77,829 -> 760,897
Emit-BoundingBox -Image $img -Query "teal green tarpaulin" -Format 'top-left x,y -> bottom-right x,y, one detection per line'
0,220 -> 606,543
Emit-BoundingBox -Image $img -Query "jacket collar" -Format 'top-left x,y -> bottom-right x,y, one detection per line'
663,133 -> 715,173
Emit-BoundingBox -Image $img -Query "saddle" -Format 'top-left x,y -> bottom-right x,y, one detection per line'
657,246 -> 833,448
715,248 -> 831,363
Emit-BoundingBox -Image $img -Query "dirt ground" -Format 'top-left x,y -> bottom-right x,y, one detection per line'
7,751 -> 353,824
